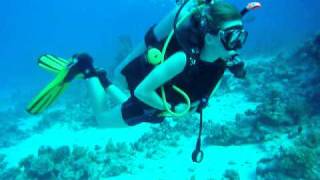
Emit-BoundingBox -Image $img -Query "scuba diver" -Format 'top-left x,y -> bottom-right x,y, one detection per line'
27,0 -> 261,162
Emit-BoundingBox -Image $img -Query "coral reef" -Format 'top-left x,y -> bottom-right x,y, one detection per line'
294,32 -> 320,64
201,33 -> 320,179
0,111 -> 29,148
206,33 -> 320,146
0,154 -> 7,175
132,120 -> 184,159
32,111 -> 67,133
256,128 -> 320,179
203,112 -> 270,146
224,33 -> 320,114
32,84 -> 101,133
0,142 -> 137,179
297,128 -> 320,149
223,169 -> 240,180
255,91 -> 311,127
256,146 -> 319,179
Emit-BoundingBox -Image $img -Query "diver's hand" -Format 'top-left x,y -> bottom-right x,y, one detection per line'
158,103 -> 173,117
163,102 -> 172,111
72,53 -> 94,72
158,103 -> 190,117
174,103 -> 189,113
229,62 -> 246,79
158,111 -> 173,117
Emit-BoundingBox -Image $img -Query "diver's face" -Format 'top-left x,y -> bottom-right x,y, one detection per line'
219,20 -> 247,50
205,19 -> 244,59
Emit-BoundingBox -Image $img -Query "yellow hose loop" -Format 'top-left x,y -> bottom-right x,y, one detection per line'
161,85 -> 191,117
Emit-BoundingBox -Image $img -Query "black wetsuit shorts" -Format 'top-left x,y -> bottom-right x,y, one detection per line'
121,96 -> 164,126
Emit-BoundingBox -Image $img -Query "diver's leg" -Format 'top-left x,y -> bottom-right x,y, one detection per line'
96,105 -> 128,128
105,85 -> 129,104
86,77 -> 129,128
95,69 -> 129,104
86,77 -> 109,113
86,77 -> 129,108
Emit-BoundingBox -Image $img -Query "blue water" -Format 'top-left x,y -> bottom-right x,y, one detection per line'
0,0 -> 319,90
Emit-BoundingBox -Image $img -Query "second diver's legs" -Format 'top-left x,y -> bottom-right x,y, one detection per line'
86,77 -> 130,128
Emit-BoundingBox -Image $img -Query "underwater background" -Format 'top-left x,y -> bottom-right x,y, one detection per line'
0,0 -> 320,179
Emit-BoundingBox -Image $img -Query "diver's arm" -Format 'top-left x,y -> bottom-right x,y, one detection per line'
87,77 -> 109,113
134,52 -> 187,110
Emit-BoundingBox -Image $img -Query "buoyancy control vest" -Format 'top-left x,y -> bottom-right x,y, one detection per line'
144,15 -> 227,106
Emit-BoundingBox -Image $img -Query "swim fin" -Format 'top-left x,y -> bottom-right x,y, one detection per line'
26,68 -> 70,115
28,53 -> 99,115
38,54 -> 112,88
38,54 -> 70,73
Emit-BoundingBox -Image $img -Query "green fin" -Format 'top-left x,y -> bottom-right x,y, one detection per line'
38,54 -> 70,73
27,68 -> 70,115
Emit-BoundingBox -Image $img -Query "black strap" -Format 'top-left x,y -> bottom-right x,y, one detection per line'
192,97 -> 208,163
241,8 -> 249,16
144,25 -> 160,48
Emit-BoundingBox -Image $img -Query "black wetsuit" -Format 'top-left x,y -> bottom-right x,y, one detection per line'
120,21 -> 228,126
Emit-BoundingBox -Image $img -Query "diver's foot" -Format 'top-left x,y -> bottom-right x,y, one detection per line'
64,53 -> 111,89
65,53 -> 97,82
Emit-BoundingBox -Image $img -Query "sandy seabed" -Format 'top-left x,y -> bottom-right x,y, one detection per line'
0,92 -> 264,179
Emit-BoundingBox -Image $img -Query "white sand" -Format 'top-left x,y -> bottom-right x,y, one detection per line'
0,92 -> 264,179
106,137 -> 265,179
107,93 -> 263,179
0,123 -> 152,167
204,92 -> 259,124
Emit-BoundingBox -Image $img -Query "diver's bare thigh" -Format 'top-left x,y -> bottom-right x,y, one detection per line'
96,105 -> 128,128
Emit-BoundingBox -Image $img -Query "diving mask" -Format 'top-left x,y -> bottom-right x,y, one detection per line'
219,26 -> 248,50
